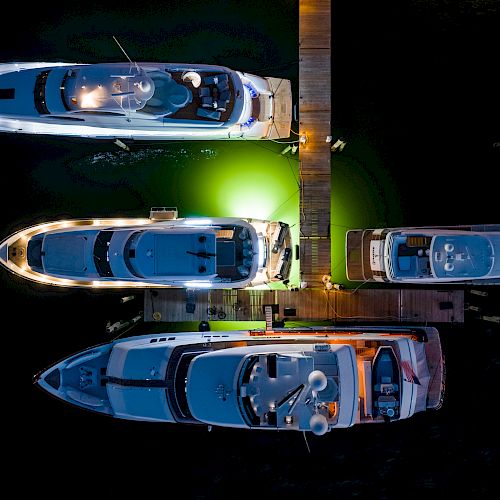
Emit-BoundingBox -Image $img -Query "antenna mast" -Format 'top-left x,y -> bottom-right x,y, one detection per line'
112,36 -> 140,73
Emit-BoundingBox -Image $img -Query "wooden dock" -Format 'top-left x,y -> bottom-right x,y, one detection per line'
142,2 -> 465,332
144,288 -> 464,324
299,0 -> 332,288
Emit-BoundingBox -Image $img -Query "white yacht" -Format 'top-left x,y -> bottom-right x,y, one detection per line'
0,61 -> 292,140
346,224 -> 500,284
34,326 -> 445,434
0,208 -> 293,288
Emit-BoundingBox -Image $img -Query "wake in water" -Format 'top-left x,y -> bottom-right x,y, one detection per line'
86,147 -> 218,167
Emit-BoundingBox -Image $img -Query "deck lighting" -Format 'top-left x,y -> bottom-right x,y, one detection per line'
184,219 -> 212,226
257,237 -> 265,267
184,281 -> 212,288
81,87 -> 104,108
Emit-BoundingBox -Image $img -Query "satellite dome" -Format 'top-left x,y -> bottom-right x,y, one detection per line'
308,370 -> 327,391
134,77 -> 155,101
309,414 -> 328,436
138,80 -> 152,93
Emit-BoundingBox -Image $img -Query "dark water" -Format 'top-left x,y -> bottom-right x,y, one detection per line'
2,1 -> 499,497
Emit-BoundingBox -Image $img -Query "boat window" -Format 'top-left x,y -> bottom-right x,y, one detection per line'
74,111 -> 126,116
27,234 -> 44,271
173,352 -> 204,420
123,231 -> 144,278
166,345 -> 211,424
46,116 -> 85,121
93,231 -> 114,277
238,356 -> 261,426
0,88 -> 15,99
60,70 -> 72,111
34,70 -> 51,115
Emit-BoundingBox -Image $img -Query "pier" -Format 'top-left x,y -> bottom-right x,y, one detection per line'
142,0 -> 465,327
298,0 -> 332,288
144,288 -> 464,324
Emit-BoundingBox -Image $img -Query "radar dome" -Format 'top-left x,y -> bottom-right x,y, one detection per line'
308,370 -> 328,391
309,414 -> 329,436
138,80 -> 152,93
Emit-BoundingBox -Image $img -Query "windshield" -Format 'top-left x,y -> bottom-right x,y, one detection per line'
93,231 -> 114,277
34,70 -> 51,114
165,344 -> 211,424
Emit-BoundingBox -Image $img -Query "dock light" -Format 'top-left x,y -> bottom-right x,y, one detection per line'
299,133 -> 308,144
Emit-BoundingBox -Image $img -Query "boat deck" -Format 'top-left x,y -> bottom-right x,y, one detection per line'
141,70 -> 235,122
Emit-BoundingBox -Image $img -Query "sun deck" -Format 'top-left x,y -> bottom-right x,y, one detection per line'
430,234 -> 495,279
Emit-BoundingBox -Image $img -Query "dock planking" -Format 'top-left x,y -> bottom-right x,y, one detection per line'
299,0 -> 332,287
144,288 -> 464,324
143,2 -> 466,331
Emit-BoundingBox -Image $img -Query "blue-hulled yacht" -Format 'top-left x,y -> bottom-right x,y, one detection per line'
0,61 -> 292,140
0,208 -> 293,288
346,224 -> 500,284
34,326 -> 445,434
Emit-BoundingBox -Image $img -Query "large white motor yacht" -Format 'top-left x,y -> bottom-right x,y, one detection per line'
35,326 -> 445,434
0,61 -> 292,140
0,208 -> 293,288
346,224 -> 500,284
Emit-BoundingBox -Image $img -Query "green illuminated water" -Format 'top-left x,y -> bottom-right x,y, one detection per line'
24,140 -> 300,287
330,139 -> 403,286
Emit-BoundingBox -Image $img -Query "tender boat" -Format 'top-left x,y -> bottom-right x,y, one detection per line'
0,208 -> 293,288
34,326 -> 445,434
346,224 -> 500,284
0,61 -> 292,140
